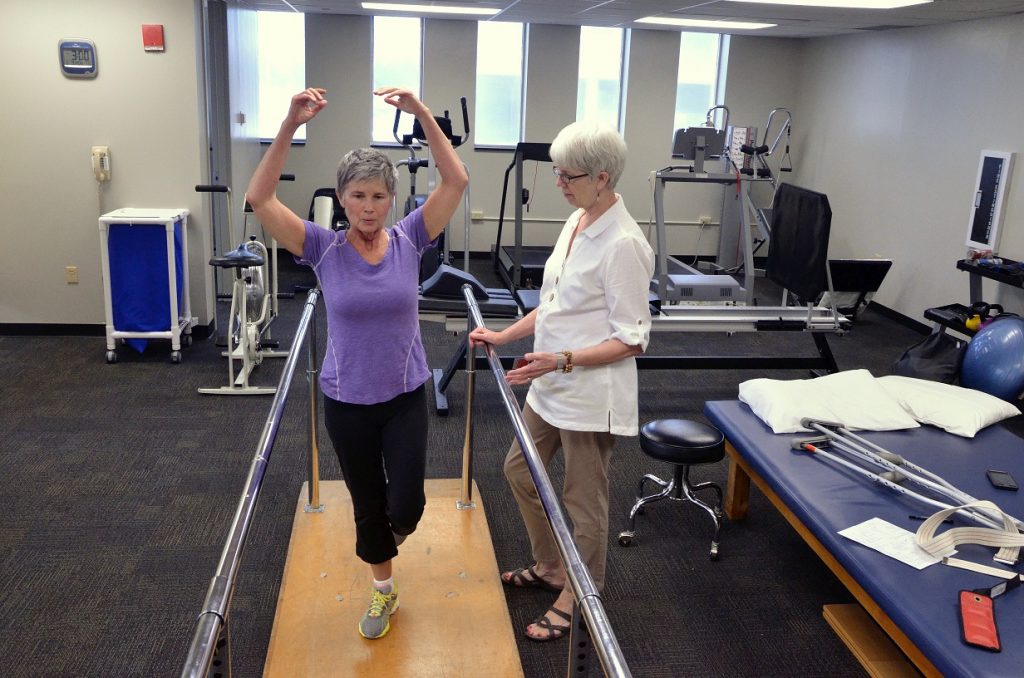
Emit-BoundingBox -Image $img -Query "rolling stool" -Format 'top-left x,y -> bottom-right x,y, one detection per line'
618,419 -> 726,560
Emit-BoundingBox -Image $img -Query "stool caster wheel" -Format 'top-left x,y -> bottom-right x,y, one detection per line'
170,351 -> 182,364
105,350 -> 118,364
618,531 -> 635,547
183,334 -> 193,348
709,542 -> 720,561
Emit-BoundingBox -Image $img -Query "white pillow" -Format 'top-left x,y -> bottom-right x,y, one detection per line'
877,375 -> 1021,438
738,369 -> 920,434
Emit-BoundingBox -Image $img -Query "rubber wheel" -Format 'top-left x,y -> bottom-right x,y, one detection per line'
105,350 -> 118,364
617,532 -> 634,547
170,351 -> 182,364
183,334 -> 193,348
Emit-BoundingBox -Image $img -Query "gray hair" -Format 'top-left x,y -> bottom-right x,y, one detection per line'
549,121 -> 627,190
336,148 -> 399,196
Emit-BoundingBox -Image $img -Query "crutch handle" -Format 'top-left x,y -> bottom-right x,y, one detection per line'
791,436 -> 829,451
801,417 -> 845,430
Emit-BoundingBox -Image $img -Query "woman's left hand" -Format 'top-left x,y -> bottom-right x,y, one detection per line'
506,352 -> 558,386
374,86 -> 428,117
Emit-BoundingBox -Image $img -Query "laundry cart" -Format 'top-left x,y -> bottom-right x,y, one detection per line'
98,208 -> 194,363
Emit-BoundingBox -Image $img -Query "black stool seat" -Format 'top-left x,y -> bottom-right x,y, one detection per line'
209,243 -> 264,269
640,419 -> 725,465
621,418 -> 727,560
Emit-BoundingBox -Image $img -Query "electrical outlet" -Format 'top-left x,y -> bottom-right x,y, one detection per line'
66,266 -> 79,284
471,210 -> 485,222
698,215 -> 713,225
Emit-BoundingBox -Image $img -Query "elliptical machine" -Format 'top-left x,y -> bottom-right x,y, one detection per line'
392,96 -> 471,280
194,179 -> 291,395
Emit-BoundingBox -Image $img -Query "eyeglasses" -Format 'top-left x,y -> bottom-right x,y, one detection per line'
552,168 -> 589,184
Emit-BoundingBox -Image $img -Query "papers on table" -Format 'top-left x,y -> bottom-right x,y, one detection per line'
840,517 -> 956,569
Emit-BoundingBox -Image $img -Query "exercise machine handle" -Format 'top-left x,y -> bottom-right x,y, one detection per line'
196,173 -> 293,194
762,108 -> 792,156
459,96 -> 470,145
392,106 -> 403,146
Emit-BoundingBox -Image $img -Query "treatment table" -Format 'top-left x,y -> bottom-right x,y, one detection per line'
704,400 -> 1024,678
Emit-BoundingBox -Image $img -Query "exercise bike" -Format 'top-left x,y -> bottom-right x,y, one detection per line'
194,179 -> 292,395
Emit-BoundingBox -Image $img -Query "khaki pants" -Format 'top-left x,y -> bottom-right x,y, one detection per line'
503,404 -> 615,591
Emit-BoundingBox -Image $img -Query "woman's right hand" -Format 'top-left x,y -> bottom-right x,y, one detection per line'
285,87 -> 328,128
468,326 -> 504,348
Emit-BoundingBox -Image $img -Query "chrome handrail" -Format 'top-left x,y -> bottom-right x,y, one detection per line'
461,285 -> 631,678
181,288 -> 321,678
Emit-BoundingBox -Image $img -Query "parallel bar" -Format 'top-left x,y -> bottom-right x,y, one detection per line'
459,313 -> 476,508
461,285 -> 631,678
306,290 -> 323,512
460,355 -> 830,371
182,288 -> 321,678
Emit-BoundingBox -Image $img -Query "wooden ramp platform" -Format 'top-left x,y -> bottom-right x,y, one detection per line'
264,479 -> 524,677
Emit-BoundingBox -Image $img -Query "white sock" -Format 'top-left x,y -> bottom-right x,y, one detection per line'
373,577 -> 394,593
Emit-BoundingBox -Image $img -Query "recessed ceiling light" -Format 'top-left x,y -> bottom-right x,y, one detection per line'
635,17 -> 776,30
361,2 -> 501,16
725,0 -> 932,8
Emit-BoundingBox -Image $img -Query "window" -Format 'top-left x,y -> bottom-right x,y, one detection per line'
576,27 -> 625,129
372,16 -> 422,143
674,32 -> 722,131
474,21 -> 524,146
256,11 -> 305,141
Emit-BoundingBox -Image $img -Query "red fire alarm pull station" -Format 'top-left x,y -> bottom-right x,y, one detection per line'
142,24 -> 165,52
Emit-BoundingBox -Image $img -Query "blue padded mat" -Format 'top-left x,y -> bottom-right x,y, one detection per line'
705,400 -> 1024,678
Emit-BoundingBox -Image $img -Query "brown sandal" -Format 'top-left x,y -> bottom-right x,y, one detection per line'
525,605 -> 573,642
500,565 -> 561,593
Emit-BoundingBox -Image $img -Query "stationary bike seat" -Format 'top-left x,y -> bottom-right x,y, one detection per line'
209,243 -> 264,269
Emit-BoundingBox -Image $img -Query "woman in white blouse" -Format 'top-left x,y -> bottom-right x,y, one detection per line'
469,120 -> 654,642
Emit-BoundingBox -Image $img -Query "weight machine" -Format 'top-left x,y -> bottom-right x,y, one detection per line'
651,105 -> 798,305
392,96 -> 471,280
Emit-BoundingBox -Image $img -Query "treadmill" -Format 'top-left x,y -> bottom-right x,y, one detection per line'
493,142 -> 552,299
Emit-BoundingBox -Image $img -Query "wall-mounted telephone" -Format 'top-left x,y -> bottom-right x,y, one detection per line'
91,146 -> 111,182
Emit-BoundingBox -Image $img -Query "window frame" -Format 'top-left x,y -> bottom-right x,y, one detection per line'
370,15 -> 424,147
255,10 -> 307,144
472,20 -> 527,151
575,25 -> 627,132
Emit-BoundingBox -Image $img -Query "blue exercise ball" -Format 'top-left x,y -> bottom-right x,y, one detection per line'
960,316 -> 1024,401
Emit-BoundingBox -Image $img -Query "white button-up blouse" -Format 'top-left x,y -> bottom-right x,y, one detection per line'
526,196 -> 655,436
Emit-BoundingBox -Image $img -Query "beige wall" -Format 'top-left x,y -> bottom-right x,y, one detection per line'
0,0 -> 261,327
10,7 -> 1020,327
792,14 -> 1024,318
274,18 -> 796,261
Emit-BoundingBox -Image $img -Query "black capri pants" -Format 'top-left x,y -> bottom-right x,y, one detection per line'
323,384 -> 428,565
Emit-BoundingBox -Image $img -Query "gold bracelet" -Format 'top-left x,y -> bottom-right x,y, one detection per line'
561,350 -> 573,373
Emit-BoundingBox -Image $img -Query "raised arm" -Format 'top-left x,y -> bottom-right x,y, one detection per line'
375,87 -> 469,240
246,87 -> 329,256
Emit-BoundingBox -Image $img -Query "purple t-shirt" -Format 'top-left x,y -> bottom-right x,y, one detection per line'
297,207 -> 436,404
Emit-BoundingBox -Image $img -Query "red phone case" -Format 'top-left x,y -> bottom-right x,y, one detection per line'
959,590 -> 1001,652
513,357 -> 529,370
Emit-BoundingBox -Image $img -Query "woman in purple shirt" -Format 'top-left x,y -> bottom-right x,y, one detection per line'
247,86 -> 467,640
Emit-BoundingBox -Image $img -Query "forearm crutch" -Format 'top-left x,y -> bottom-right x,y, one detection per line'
800,418 -> 1024,532
789,436 -> 999,528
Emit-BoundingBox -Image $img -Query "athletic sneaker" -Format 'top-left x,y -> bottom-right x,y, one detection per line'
358,586 -> 399,639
